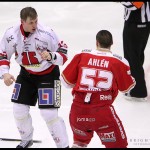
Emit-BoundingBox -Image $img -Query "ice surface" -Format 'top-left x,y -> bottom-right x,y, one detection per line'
0,2 -> 150,148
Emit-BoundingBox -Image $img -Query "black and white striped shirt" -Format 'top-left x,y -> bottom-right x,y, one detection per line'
121,2 -> 150,23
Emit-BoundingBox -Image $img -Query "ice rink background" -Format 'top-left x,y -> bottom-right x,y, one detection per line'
0,2 -> 150,148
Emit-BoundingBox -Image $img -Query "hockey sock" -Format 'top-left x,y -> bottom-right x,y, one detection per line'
13,103 -> 34,141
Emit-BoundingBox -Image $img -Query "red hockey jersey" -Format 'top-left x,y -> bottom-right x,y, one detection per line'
61,49 -> 136,105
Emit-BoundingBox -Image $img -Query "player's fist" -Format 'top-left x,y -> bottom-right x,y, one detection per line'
3,73 -> 16,86
40,51 -> 52,61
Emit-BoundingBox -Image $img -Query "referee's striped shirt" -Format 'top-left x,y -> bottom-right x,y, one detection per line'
121,2 -> 150,23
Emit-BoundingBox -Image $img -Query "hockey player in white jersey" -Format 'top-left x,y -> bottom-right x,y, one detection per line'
0,7 -> 69,148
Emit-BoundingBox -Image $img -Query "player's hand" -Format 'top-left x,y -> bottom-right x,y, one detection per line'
40,51 -> 52,61
3,73 -> 16,86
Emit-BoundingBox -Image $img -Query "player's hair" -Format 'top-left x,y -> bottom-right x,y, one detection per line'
20,7 -> 38,21
96,30 -> 113,48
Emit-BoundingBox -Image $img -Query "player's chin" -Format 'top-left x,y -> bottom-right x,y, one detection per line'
31,29 -> 36,33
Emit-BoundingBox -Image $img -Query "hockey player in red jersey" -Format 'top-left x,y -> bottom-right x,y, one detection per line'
60,30 -> 136,148
0,7 -> 69,148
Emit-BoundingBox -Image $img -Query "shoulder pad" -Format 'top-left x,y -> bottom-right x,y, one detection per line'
5,26 -> 14,33
113,54 -> 122,60
82,49 -> 92,53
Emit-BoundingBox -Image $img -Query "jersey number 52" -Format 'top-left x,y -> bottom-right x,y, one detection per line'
80,68 -> 113,90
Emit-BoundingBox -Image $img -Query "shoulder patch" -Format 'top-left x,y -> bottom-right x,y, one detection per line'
113,54 -> 122,60
82,49 -> 92,53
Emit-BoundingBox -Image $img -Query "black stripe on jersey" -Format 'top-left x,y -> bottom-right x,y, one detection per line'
121,2 -> 133,8
0,55 -> 7,60
145,3 -> 148,22
57,48 -> 67,54
124,4 -> 134,9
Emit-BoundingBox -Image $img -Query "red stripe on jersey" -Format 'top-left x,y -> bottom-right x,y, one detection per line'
20,24 -> 25,37
25,65 -> 56,75
0,60 -> 10,66
58,52 -> 67,64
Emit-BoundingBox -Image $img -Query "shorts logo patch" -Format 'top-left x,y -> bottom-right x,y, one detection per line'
11,83 -> 21,100
99,131 -> 116,142
38,88 -> 53,105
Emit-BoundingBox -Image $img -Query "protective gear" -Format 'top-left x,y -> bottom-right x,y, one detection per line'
40,108 -> 69,148
13,103 -> 34,141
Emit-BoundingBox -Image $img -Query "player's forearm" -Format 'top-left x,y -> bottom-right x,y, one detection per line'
51,52 -> 68,66
0,65 -> 10,79
0,49 -> 11,78
54,47 -> 68,65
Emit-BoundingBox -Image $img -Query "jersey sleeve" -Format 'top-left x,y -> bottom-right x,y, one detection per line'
0,30 -> 13,78
121,2 -> 144,10
48,29 -> 68,66
113,58 -> 136,93
60,54 -> 81,88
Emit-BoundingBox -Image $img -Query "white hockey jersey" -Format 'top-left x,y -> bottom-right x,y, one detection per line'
0,23 -> 68,76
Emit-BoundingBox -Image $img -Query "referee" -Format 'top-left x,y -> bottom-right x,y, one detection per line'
121,2 -> 150,101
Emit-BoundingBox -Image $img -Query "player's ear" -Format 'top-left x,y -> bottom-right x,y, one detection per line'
21,19 -> 23,24
111,41 -> 113,46
96,40 -> 99,47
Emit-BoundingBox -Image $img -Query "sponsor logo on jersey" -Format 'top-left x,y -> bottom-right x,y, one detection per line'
38,29 -> 54,39
99,131 -> 116,142
11,83 -> 21,100
35,37 -> 48,52
7,26 -> 13,31
6,35 -> 14,43
82,49 -> 92,53
21,64 -> 41,68
72,126 -> 87,136
100,94 -> 112,101
54,80 -> 61,107
79,87 -> 101,92
77,117 -> 96,122
110,107 -> 126,139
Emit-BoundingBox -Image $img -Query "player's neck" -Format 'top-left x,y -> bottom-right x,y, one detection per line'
20,24 -> 30,37
97,47 -> 111,52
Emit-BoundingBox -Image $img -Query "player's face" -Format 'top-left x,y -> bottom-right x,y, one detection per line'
22,17 -> 38,33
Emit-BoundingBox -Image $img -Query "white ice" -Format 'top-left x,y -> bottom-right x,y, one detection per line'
0,2 -> 150,148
